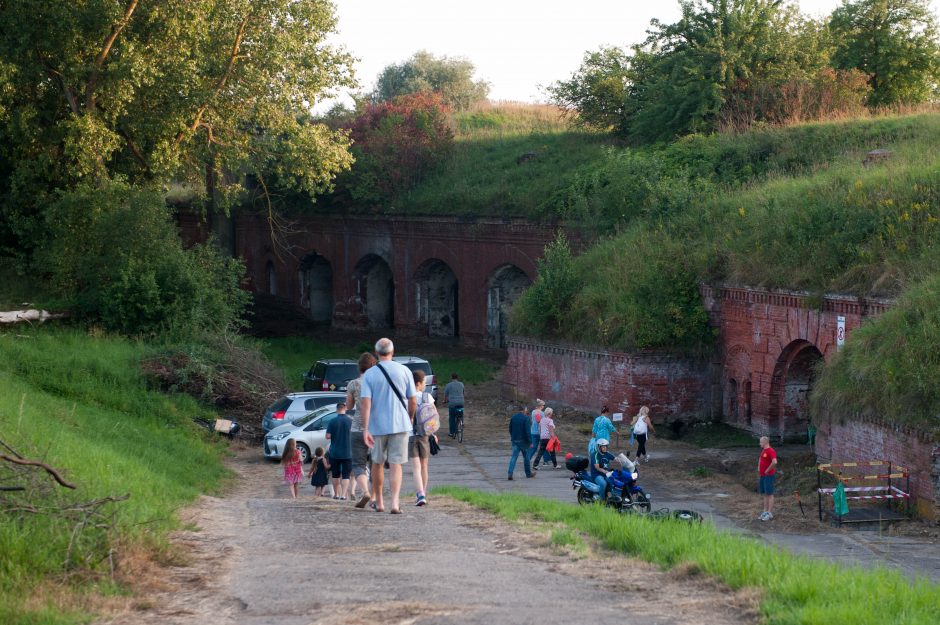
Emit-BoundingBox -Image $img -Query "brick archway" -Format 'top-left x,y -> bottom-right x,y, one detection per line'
353,254 -> 394,329
414,258 -> 459,338
299,253 -> 333,324
769,340 -> 824,441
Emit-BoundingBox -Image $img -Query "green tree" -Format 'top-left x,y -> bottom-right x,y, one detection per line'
830,0 -> 940,106
0,0 -> 356,254
629,0 -> 829,142
547,47 -> 633,135
373,50 -> 489,110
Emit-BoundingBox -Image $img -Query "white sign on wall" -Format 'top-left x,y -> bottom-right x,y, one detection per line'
837,315 -> 846,349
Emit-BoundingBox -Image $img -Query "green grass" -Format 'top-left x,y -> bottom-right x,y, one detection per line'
0,328 -> 230,624
256,337 -> 498,391
681,422 -> 759,448
438,488 -> 940,625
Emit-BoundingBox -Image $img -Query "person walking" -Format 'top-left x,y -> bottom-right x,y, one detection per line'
443,373 -> 465,438
758,436 -> 778,521
325,403 -> 353,500
281,438 -> 303,499
360,338 -> 417,515
631,406 -> 655,462
532,407 -> 558,470
348,352 -> 377,508
507,405 -> 533,480
530,399 -> 545,463
308,447 -> 330,497
408,370 -> 435,506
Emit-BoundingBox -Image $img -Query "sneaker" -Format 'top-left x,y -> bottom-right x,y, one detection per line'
333,496 -> 340,500
554,465 -> 561,469
340,496 -> 347,501
526,473 -> 535,478
507,475 -> 514,481
758,511 -> 770,521
416,494 -> 427,507
765,512 -> 774,520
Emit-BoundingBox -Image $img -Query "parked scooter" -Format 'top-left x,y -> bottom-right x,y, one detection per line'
567,453 -> 652,513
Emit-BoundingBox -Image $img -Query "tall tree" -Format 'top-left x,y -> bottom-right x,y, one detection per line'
546,47 -> 633,135
373,50 -> 489,110
0,0 -> 356,253
830,0 -> 940,106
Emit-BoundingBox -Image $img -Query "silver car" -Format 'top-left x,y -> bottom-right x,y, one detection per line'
263,406 -> 358,464
261,391 -> 347,434
393,355 -> 437,399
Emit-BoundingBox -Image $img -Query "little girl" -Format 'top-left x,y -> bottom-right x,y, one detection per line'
308,446 -> 330,497
281,439 -> 304,499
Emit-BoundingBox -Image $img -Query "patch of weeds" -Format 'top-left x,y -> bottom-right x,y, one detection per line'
690,466 -> 711,478
550,528 -> 580,547
681,422 -> 757,448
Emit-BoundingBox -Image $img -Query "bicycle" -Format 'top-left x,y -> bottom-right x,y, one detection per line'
455,406 -> 464,443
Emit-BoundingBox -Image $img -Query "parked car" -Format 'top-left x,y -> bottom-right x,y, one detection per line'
393,355 -> 437,399
261,391 -> 347,434
263,406 -> 358,464
302,358 -> 359,392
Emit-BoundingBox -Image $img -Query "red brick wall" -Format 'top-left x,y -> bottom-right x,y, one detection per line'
504,338 -> 717,424
815,417 -> 939,518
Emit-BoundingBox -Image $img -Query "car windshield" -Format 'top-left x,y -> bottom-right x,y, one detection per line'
402,362 -> 432,376
329,364 -> 358,381
291,405 -> 334,427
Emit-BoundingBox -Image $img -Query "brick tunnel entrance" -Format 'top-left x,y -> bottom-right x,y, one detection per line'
414,259 -> 458,338
770,340 -> 824,441
354,254 -> 394,328
487,264 -> 532,348
300,254 -> 333,324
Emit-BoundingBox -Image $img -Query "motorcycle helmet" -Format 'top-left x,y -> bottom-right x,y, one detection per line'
596,438 -> 609,447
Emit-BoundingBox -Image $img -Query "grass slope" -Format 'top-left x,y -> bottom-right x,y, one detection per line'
440,488 -> 940,625
0,328 -> 230,625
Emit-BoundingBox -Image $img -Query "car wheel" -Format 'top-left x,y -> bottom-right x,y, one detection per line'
297,442 -> 311,464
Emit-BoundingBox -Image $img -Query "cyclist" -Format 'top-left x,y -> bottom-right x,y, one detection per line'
443,373 -> 465,438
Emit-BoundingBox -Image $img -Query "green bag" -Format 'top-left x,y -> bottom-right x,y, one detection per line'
833,481 -> 849,516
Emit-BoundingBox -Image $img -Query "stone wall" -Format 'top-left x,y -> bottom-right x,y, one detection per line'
815,417 -> 939,519
504,337 -> 718,427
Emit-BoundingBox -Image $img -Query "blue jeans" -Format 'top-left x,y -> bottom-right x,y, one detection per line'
448,405 -> 463,435
508,442 -> 532,477
594,475 -> 609,499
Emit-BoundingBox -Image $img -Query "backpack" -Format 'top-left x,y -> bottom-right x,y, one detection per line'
417,392 -> 440,435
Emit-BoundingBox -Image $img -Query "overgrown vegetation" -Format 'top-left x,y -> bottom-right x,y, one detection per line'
0,329 -> 231,624
439,488 -> 940,625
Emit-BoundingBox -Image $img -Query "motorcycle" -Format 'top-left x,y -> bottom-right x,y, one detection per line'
567,455 -> 652,514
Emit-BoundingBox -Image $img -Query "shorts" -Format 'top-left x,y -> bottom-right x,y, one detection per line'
352,464 -> 369,478
330,458 -> 351,479
371,432 -> 409,465
409,435 -> 430,460
758,474 -> 775,495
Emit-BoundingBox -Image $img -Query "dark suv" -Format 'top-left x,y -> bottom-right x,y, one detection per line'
302,358 -> 359,393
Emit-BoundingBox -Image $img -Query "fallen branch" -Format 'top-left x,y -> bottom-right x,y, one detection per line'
0,309 -> 68,325
0,454 -> 76,489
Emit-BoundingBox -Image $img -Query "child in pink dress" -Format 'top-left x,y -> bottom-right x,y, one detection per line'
281,439 -> 304,498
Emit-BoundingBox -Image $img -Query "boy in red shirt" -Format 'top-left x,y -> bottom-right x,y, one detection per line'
758,436 -> 778,521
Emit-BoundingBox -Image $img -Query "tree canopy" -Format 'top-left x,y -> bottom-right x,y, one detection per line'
0,0 -> 356,253
373,50 -> 489,110
830,0 -> 940,106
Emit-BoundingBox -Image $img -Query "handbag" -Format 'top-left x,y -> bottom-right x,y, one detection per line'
428,435 -> 440,456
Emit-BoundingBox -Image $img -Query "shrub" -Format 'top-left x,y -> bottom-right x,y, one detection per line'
37,182 -> 248,337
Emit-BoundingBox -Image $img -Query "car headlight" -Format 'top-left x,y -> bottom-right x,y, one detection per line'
269,432 -> 291,441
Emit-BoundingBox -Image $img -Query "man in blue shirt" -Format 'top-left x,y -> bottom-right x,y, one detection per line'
360,338 -> 416,515
507,405 -> 533,480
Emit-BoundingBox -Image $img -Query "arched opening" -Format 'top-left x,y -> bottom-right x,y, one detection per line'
300,254 -> 333,324
486,264 -> 532,348
727,378 -> 739,422
266,261 -> 277,296
770,340 -> 824,441
354,254 -> 394,328
414,259 -> 458,337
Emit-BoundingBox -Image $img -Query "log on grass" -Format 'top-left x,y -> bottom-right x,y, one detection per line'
0,309 -> 67,324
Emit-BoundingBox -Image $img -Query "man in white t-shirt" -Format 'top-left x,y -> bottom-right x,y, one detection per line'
360,338 -> 417,514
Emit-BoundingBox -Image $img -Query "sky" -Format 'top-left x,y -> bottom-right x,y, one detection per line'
322,0 -> 940,108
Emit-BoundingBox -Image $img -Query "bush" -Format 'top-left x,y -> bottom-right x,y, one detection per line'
812,275 -> 940,432
36,182 -> 248,337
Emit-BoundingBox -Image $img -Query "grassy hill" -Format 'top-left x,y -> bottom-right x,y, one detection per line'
0,328 -> 230,624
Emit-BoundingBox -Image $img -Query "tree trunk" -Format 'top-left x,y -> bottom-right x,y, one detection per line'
0,309 -> 67,324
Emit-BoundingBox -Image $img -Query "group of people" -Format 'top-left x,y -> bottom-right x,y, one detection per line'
281,338 -> 441,513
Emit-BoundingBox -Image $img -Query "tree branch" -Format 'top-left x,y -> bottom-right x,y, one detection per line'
176,12 -> 252,148
0,454 -> 77,489
85,0 -> 140,111
36,53 -> 81,115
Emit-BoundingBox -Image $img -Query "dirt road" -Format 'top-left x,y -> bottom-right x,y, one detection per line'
98,447 -> 758,625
